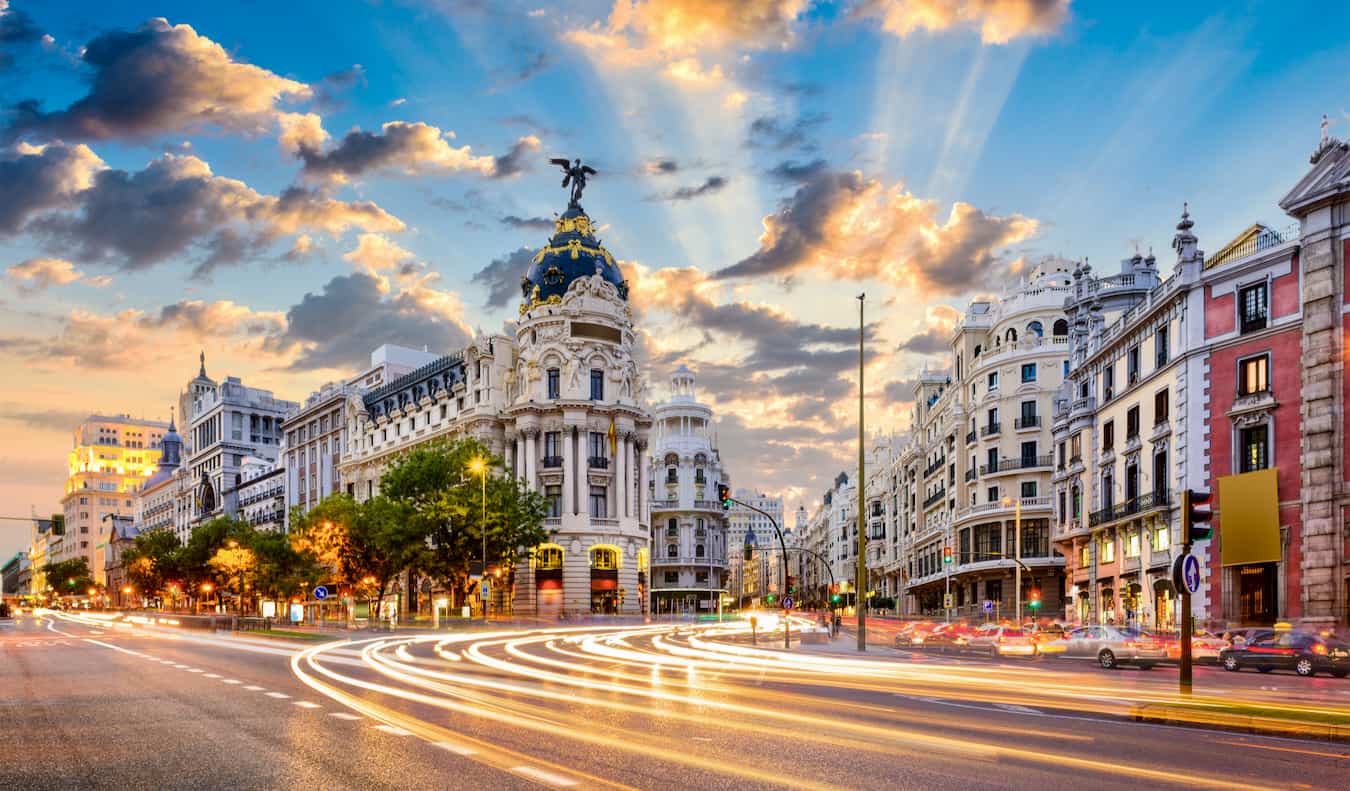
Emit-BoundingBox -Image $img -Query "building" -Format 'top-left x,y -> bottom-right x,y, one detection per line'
181,356 -> 296,540
225,457 -> 285,533
339,196 -> 652,617
647,366 -> 729,615
133,411 -> 185,538
58,414 -> 169,577
799,472 -> 855,608
2,551 -> 28,599
282,344 -> 439,530
726,487 -> 784,605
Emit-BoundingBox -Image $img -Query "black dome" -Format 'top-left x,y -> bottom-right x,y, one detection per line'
520,206 -> 627,310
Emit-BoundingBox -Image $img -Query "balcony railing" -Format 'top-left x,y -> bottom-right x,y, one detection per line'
588,456 -> 609,469
979,455 -> 1053,475
965,430 -> 977,445
923,456 -> 946,478
1014,415 -> 1041,429
964,468 -> 977,482
922,488 -> 946,509
980,423 -> 1001,437
542,455 -> 563,468
1088,489 -> 1172,527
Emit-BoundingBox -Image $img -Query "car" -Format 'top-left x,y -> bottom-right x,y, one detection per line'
1027,623 -> 1068,655
924,622 -> 976,653
1220,631 -> 1350,677
894,621 -> 939,648
967,624 -> 1037,657
1060,625 -> 1168,669
1220,627 -> 1276,648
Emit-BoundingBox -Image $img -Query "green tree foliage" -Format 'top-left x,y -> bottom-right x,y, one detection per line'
42,558 -> 95,595
121,528 -> 182,596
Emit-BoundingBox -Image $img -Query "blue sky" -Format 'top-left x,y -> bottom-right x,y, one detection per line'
2,0 -> 1347,558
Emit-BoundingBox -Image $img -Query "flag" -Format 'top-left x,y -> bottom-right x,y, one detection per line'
608,416 -> 618,457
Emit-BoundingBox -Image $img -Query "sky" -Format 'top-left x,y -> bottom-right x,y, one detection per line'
2,0 -> 1348,560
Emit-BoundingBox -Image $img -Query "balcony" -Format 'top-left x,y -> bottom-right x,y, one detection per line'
964,468 -> 977,482
923,456 -> 946,478
965,430 -> 977,445
979,455 -> 1053,475
1069,397 -> 1096,419
588,456 -> 609,469
542,455 -> 563,468
1014,415 -> 1041,430
1088,489 -> 1172,527
980,422 -> 1001,437
922,488 -> 946,509
954,496 -> 1053,522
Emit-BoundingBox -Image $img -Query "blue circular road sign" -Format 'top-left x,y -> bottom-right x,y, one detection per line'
313,585 -> 329,600
1181,555 -> 1202,593
781,596 -> 794,610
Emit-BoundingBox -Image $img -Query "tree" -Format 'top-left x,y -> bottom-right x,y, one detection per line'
42,558 -> 94,596
249,528 -> 321,605
121,527 -> 183,599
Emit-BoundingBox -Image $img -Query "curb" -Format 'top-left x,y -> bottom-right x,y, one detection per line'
1130,703 -> 1350,742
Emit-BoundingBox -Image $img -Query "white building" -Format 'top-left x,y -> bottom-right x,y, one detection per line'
647,366 -> 729,614
225,457 -> 285,533
726,487 -> 784,604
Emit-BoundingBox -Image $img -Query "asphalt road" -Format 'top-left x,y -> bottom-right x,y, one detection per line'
2,611 -> 1347,790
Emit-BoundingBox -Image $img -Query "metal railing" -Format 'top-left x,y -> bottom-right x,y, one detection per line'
979,455 -> 1053,475
1014,415 -> 1041,429
923,456 -> 946,478
1088,489 -> 1172,527
542,455 -> 563,468
588,456 -> 609,469
922,488 -> 946,509
965,430 -> 977,444
980,422 -> 1001,437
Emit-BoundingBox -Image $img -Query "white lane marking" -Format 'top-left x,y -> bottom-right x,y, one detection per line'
90,630 -> 104,635
186,668 -> 204,673
244,685 -> 265,691
265,692 -> 290,699
994,703 -> 1042,715
328,712 -> 361,721
510,766 -> 579,787
203,673 -> 222,679
692,736 -> 713,742
172,664 -> 189,668
293,701 -> 321,709
433,740 -> 478,756
374,724 -> 413,736
222,679 -> 242,685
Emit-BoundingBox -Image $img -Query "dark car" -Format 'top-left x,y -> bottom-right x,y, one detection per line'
1220,627 -> 1276,647
923,622 -> 976,653
1220,630 -> 1350,677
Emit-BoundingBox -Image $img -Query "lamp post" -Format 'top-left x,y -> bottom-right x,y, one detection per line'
1001,496 -> 1022,624
856,293 -> 867,652
468,456 -> 489,622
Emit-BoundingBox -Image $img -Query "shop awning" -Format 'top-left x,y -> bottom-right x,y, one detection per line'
1218,468 -> 1280,567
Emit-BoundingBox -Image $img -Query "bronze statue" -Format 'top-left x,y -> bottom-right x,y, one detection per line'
550,157 -> 597,208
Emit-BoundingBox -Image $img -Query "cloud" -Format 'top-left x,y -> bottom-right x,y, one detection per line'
714,168 -> 1038,295
767,158 -> 828,183
0,404 -> 94,433
265,272 -> 472,371
297,121 -> 538,182
500,215 -> 553,231
567,1 -> 809,63
882,377 -> 919,404
342,232 -> 416,275
0,141 -> 106,234
277,112 -> 329,155
283,233 -> 316,262
8,149 -> 402,273
4,17 -> 313,142
647,175 -> 727,202
643,158 -> 680,175
312,64 -> 366,111
490,46 -> 553,92
472,247 -> 534,308
853,0 -> 1071,44
896,305 -> 961,354
140,299 -> 285,336
0,0 -> 44,70
746,113 -> 828,150
6,257 -> 96,292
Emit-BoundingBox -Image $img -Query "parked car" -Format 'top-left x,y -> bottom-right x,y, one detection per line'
967,624 -> 1037,658
1220,627 -> 1276,648
1060,625 -> 1168,669
1220,631 -> 1350,677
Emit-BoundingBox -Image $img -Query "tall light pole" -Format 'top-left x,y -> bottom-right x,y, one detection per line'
468,456 -> 489,621
856,293 -> 867,652
1002,496 -> 1022,623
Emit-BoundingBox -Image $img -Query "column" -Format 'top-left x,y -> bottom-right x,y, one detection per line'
636,439 -> 648,526
562,427 -> 574,516
616,435 -> 628,520
525,431 -> 537,491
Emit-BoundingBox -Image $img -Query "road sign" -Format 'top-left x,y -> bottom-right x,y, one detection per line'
480,579 -> 491,599
982,599 -> 994,613
312,585 -> 330,601
943,593 -> 954,608
781,596 -> 794,610
1178,554 -> 1201,593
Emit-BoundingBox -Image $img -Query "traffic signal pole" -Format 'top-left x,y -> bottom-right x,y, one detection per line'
726,492 -> 792,649
857,293 -> 867,653
1177,488 -> 1213,697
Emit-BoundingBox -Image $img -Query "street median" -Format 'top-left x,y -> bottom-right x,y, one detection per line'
1130,699 -> 1350,742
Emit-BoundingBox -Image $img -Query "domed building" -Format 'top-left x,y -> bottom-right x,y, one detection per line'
340,185 -> 652,617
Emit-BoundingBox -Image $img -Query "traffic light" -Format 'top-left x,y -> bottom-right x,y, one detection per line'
717,484 -> 732,510
765,593 -> 775,604
830,594 -> 841,604
1028,589 -> 1041,610
1182,488 -> 1214,543
943,545 -> 953,564
787,575 -> 797,595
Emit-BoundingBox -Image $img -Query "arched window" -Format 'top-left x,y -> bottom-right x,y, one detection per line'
695,544 -> 705,558
667,544 -> 678,558
973,344 -> 982,357
1053,319 -> 1069,336
535,544 -> 563,571
1005,328 -> 1018,343
956,354 -> 963,380
1027,321 -> 1043,338
590,546 -> 619,570
666,517 -> 677,536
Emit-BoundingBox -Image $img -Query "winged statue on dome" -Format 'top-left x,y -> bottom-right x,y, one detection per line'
550,157 -> 597,208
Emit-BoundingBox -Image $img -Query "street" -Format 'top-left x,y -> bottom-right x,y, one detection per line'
2,611 -> 1347,790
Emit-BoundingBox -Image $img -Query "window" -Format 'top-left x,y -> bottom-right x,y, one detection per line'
1027,321 -> 1043,338
589,485 -> 607,518
1239,424 -> 1269,472
1126,405 -> 1140,440
544,431 -> 561,458
666,518 -> 677,537
1238,355 -> 1270,396
986,486 -> 999,503
536,545 -> 563,570
545,485 -> 561,518
1239,282 -> 1268,334
1128,346 -> 1140,384
1020,400 -> 1036,422
986,447 -> 997,471
986,407 -> 998,430
1103,365 -> 1114,401
1153,450 -> 1169,499
1156,326 -> 1169,367
590,546 -> 617,570
1154,388 -> 1169,424
1069,433 -> 1081,462
667,544 -> 678,558
987,372 -> 998,390
1058,490 -> 1066,520
1125,530 -> 1141,557
1079,545 -> 1090,567
1063,360 -> 1070,377
664,571 -> 678,583
1099,534 -> 1115,563
589,432 -> 607,462
1020,481 -> 1037,498
547,368 -> 560,399
1102,420 -> 1115,452
1021,363 -> 1037,382
1020,441 -> 1037,464
590,369 -> 604,400
1072,485 -> 1081,518
695,544 -> 705,558
1151,524 -> 1169,552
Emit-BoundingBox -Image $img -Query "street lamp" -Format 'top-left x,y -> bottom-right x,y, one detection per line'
201,582 -> 214,614
1001,496 -> 1023,624
467,456 -> 489,622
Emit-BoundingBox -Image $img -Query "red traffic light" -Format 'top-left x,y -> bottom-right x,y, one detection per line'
1184,488 -> 1214,542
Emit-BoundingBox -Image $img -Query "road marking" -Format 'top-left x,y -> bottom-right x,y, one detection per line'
373,724 -> 413,736
244,685 -> 265,691
265,692 -> 290,699
328,712 -> 361,721
994,703 -> 1043,715
1216,740 -> 1349,760
293,701 -> 321,709
172,664 -> 188,668
186,668 -> 204,673
510,766 -> 579,787
433,740 -> 478,756
692,736 -> 714,742
222,679 -> 242,685
203,673 -> 222,679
